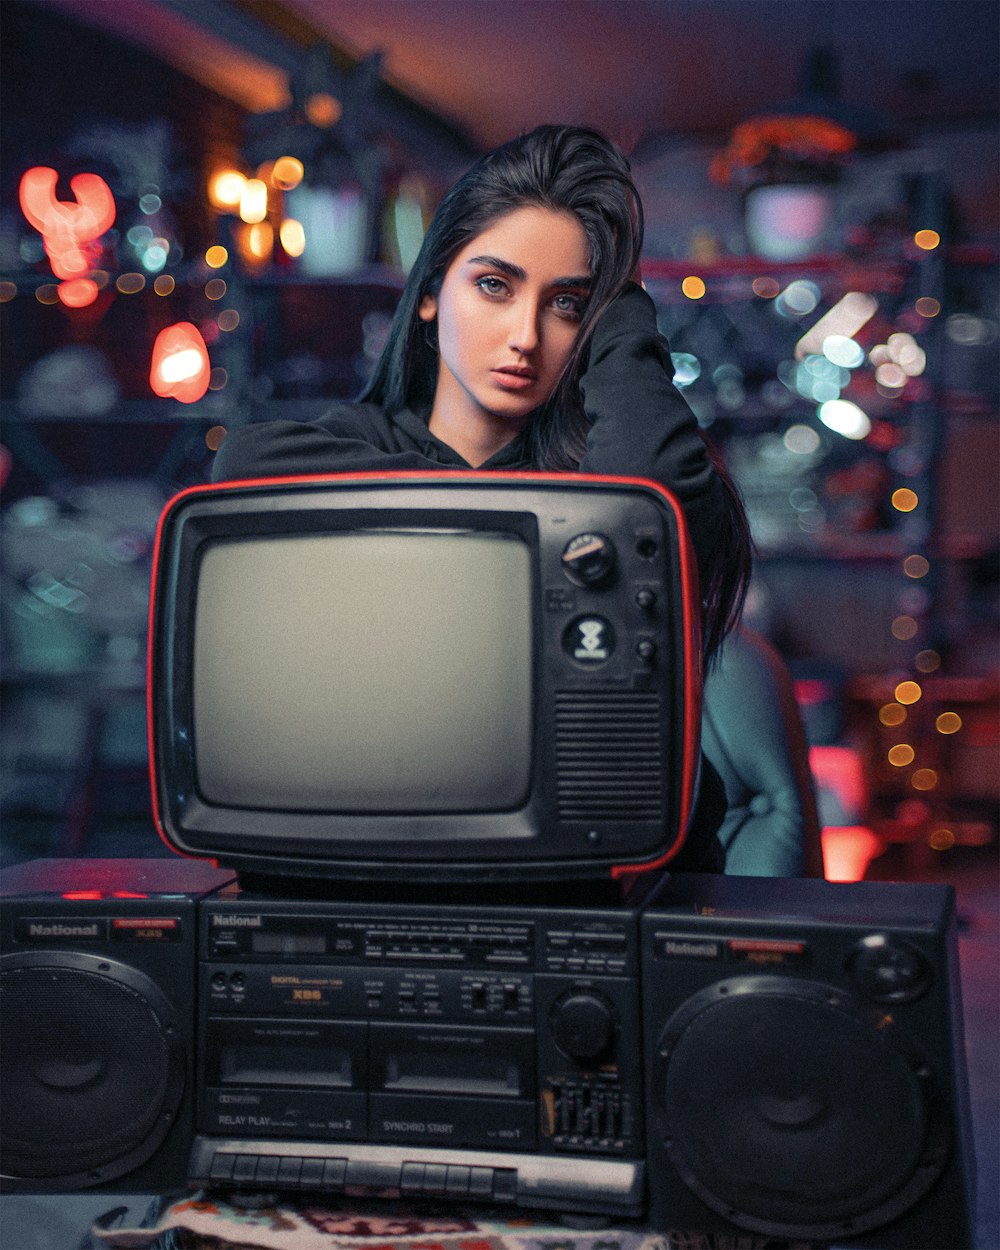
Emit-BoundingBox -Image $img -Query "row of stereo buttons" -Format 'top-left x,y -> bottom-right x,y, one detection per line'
208,1151 -> 346,1189
203,1151 -> 518,1201
546,930 -> 628,952
400,1161 -> 516,1200
545,954 -> 628,975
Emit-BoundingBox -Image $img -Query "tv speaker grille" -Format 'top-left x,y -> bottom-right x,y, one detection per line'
554,691 -> 665,821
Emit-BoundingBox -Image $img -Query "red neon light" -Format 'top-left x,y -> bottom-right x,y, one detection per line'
19,166 -> 115,308
150,322 -> 211,403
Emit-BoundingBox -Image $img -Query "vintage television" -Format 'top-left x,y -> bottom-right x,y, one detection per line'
147,471 -> 702,884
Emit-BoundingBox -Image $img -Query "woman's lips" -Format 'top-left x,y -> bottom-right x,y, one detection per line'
492,366 -> 537,390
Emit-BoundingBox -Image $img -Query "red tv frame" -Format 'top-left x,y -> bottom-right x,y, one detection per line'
147,471 -> 702,885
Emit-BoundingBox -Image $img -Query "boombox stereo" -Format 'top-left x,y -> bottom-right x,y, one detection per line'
0,862 -> 977,1249
0,858 -> 233,1193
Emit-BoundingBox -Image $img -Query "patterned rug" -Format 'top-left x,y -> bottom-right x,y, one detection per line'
89,1192 -> 819,1250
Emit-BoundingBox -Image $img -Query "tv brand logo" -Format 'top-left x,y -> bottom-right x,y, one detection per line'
212,914 -> 263,927
566,615 -> 615,663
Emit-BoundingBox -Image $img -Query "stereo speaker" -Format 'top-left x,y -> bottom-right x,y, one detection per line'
641,874 -> 976,1249
0,858 -> 232,1192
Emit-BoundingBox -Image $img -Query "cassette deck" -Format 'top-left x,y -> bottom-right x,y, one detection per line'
192,889 -> 646,1217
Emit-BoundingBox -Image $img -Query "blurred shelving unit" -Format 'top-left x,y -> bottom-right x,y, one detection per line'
642,192 -> 998,864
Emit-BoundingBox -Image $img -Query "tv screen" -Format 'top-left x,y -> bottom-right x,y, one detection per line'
193,529 -> 532,813
148,471 -> 701,883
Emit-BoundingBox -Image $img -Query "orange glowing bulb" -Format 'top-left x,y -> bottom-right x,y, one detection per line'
209,170 -> 246,210
150,322 -> 211,403
891,488 -> 919,513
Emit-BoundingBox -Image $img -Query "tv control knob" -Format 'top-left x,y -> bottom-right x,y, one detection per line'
561,533 -> 616,586
551,990 -> 615,1062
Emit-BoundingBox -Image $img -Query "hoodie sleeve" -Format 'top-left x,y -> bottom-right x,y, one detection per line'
577,282 -> 732,585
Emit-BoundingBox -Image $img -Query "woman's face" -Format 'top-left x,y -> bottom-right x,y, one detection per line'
419,205 -> 591,437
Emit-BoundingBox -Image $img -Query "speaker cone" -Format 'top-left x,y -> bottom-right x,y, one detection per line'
652,975 -> 950,1240
1,952 -> 185,1188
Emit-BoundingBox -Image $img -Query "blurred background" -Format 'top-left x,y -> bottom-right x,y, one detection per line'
1,0 -> 997,885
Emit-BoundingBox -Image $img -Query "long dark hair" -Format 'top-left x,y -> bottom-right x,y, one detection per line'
360,124 -> 640,471
362,124 -> 750,653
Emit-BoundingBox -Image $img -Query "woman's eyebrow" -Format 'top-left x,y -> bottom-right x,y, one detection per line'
466,255 -> 526,280
465,255 -> 591,289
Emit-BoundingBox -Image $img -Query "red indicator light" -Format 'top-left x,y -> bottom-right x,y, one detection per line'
112,918 -> 178,930
62,891 -> 103,901
728,939 -> 808,955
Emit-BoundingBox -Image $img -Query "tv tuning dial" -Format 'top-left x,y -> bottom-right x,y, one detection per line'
561,533 -> 616,586
550,989 -> 616,1062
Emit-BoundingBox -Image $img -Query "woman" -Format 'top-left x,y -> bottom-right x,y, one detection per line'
213,125 -> 752,867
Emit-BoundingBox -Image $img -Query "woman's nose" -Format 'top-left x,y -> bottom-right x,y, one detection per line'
509,300 -> 541,354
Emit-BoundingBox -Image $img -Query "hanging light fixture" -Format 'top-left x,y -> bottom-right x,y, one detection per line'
712,48 -> 894,261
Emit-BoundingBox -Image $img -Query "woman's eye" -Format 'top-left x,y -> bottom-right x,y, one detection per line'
476,276 -> 508,297
552,293 -> 585,319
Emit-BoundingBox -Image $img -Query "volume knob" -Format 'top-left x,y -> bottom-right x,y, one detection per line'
561,533 -> 616,586
551,991 -> 615,1063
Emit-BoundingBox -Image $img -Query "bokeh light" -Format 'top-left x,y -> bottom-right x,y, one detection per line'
892,488 -> 919,513
209,170 -> 246,210
239,179 -> 268,225
752,276 -> 780,298
892,615 -> 919,640
279,218 -> 306,257
818,398 -> 871,440
903,554 -> 930,579
271,157 -> 305,190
